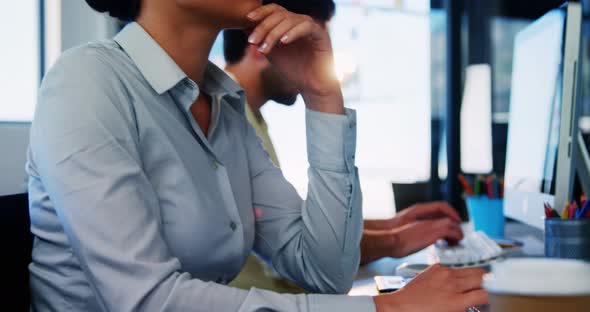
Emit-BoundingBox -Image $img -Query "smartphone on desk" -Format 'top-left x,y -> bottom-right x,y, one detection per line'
374,276 -> 407,294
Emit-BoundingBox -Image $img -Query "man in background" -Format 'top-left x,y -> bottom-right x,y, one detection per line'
223,0 -> 336,168
226,0 -> 464,292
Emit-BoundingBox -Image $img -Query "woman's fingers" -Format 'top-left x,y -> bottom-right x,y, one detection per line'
382,264 -> 489,311
246,4 -> 285,23
454,268 -> 487,292
247,10 -> 288,46
446,267 -> 488,309
280,18 -> 320,44
460,289 -> 489,309
258,18 -> 300,54
246,4 -> 322,54
454,267 -> 487,279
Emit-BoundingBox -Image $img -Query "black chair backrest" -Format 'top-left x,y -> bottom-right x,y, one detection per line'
0,193 -> 32,309
392,182 -> 432,212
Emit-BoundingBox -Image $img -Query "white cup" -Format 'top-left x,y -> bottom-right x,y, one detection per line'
483,258 -> 590,312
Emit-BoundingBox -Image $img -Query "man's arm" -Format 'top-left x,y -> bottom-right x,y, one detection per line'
361,203 -> 464,264
364,219 -> 396,231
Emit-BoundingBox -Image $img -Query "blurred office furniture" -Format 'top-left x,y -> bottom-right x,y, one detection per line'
392,182 -> 432,212
492,122 -> 509,175
0,193 -> 32,309
444,0 -> 466,219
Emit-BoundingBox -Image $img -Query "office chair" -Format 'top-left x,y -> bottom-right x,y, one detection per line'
392,182 -> 432,212
0,193 -> 32,309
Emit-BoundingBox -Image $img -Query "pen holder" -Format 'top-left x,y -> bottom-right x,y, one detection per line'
545,219 -> 590,261
466,196 -> 505,239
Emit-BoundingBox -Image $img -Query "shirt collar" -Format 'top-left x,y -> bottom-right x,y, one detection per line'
114,22 -> 246,114
114,22 -> 186,95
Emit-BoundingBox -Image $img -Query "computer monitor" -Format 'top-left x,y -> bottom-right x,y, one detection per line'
504,2 -> 585,230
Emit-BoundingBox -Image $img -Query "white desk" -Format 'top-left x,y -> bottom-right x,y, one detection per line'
349,221 -> 545,298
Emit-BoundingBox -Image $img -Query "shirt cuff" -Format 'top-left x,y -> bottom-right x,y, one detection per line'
305,108 -> 357,173
308,294 -> 376,312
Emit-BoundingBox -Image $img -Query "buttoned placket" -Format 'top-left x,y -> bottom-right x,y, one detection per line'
171,79 -> 244,244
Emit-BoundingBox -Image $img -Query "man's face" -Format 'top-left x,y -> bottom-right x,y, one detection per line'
260,64 -> 299,106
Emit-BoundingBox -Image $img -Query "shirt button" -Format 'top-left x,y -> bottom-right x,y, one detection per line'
212,161 -> 219,170
230,221 -> 237,232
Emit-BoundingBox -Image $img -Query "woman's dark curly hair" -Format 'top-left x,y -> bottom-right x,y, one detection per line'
85,0 -> 141,21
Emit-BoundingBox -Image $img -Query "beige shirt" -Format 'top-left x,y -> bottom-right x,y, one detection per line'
226,72 -> 306,294
226,72 -> 281,167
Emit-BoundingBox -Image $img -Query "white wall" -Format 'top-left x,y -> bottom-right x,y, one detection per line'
0,1 -> 118,196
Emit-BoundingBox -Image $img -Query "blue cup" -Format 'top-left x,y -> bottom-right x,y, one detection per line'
466,196 -> 505,238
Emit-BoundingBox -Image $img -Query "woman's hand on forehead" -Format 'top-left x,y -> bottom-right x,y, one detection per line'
244,4 -> 343,114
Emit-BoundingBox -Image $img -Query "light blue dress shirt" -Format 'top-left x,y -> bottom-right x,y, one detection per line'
27,22 -> 375,311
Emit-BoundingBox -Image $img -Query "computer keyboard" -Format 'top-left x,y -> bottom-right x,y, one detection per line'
431,232 -> 503,268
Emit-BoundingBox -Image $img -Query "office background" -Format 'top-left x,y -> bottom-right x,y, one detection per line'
2,0 -> 590,219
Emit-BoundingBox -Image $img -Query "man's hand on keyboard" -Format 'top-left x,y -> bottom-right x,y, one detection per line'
392,202 -> 463,229
361,202 -> 464,264
364,202 -> 462,232
388,218 -> 464,258
373,264 -> 489,312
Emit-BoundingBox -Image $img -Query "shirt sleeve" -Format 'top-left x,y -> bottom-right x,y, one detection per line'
32,48 -> 375,312
246,104 -> 366,297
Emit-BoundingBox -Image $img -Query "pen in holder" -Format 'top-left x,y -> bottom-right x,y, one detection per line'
466,196 -> 505,239
545,218 -> 590,261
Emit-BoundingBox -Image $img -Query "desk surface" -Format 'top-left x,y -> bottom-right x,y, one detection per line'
350,221 -> 545,297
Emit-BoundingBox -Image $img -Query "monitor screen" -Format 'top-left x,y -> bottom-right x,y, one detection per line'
504,10 -> 565,195
503,8 -> 567,229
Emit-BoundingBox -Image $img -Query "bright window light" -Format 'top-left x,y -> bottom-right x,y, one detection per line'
0,1 -> 40,122
44,0 -> 62,74
461,64 -> 494,174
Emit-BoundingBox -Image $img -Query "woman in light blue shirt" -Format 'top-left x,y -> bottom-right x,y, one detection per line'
27,0 -> 488,311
